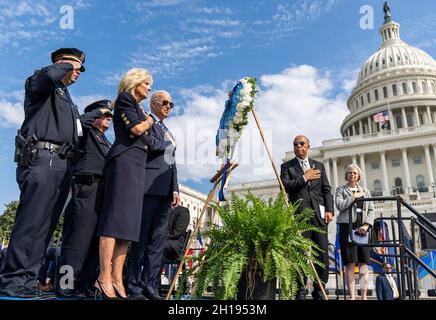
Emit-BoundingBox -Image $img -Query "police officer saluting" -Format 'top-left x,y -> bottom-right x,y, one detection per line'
0,48 -> 110,297
56,100 -> 113,298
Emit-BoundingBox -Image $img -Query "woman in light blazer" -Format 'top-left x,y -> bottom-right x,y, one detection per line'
335,163 -> 374,300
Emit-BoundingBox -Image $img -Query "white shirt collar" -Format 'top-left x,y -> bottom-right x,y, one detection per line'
151,112 -> 162,123
297,156 -> 309,163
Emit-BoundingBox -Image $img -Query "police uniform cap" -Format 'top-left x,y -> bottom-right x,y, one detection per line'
51,48 -> 86,72
84,99 -> 113,114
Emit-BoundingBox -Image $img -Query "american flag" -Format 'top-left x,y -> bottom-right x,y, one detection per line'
373,111 -> 390,123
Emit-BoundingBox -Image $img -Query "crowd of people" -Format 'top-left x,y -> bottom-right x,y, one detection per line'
0,48 -> 186,300
0,47 -> 399,301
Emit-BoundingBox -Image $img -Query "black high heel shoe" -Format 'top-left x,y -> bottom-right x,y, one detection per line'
94,279 -> 119,300
112,282 -> 128,300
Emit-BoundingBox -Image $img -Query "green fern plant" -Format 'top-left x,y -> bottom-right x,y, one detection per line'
183,192 -> 324,300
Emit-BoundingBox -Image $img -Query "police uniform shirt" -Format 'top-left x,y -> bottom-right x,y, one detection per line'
20,63 -> 80,145
72,127 -> 111,176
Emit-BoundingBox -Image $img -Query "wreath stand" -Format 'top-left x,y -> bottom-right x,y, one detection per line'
165,109 -> 328,301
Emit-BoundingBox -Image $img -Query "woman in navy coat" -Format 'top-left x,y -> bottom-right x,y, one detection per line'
95,68 -> 165,299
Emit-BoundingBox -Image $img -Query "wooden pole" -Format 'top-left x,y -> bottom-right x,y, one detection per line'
165,163 -> 238,300
251,108 -> 329,301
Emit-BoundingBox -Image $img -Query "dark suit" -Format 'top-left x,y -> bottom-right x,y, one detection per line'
376,273 -> 399,300
280,157 -> 334,299
126,117 -> 178,297
164,206 -> 190,262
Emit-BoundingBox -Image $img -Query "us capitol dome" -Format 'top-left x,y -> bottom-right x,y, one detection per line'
227,2 -> 436,294
231,3 -> 436,208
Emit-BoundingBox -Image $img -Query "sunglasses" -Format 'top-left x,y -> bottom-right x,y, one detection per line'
293,141 -> 306,147
102,112 -> 113,118
161,100 -> 174,109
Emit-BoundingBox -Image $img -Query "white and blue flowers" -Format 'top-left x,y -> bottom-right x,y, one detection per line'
216,77 -> 257,160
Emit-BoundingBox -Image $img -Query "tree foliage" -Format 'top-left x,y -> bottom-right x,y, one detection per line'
0,200 -> 64,246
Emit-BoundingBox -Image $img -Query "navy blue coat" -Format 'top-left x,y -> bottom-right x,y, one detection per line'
98,92 -> 170,241
105,92 -> 149,163
376,273 -> 399,300
71,125 -> 111,176
143,118 -> 178,196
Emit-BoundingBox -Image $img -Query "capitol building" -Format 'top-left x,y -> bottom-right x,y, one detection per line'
229,6 -> 436,242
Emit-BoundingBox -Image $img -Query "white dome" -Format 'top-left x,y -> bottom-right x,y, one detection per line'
356,21 -> 436,87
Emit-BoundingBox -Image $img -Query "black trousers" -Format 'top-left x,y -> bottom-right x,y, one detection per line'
126,194 -> 172,296
38,247 -> 60,285
298,216 -> 329,297
0,149 -> 71,296
56,179 -> 104,293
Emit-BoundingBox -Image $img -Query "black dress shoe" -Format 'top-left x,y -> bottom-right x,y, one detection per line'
143,290 -> 164,300
84,287 -> 97,298
128,293 -> 148,300
56,288 -> 85,299
295,293 -> 306,300
295,288 -> 307,300
311,290 -> 326,301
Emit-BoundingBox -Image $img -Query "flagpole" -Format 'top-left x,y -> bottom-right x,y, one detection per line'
387,99 -> 391,130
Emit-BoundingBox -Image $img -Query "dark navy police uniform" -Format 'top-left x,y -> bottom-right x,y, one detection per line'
57,100 -> 112,297
126,115 -> 178,298
98,92 -> 168,242
0,49 -> 102,297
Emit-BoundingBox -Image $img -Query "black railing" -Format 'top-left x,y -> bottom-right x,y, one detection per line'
348,196 -> 436,300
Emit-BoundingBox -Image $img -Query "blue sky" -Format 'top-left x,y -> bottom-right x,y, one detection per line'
1,0 -> 436,210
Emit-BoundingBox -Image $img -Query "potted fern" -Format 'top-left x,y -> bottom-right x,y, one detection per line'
186,192 -> 324,300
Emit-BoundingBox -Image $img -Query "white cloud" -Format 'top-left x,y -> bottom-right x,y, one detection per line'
189,18 -> 241,27
0,90 -> 25,128
144,0 -> 188,7
0,100 -> 24,128
130,37 -> 218,78
0,92 -> 109,129
253,0 -> 341,39
0,0 -> 90,49
194,6 -> 234,15
71,94 -> 109,113
339,68 -> 360,93
101,71 -> 124,86
166,65 -> 348,185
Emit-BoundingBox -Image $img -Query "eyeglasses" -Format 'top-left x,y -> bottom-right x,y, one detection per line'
293,141 -> 306,147
161,100 -> 174,109
102,112 -> 113,118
